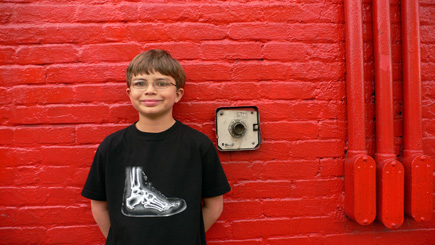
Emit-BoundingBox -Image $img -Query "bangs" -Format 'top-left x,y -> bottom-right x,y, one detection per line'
126,50 -> 186,88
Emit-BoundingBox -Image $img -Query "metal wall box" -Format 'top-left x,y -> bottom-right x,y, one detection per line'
216,106 -> 261,151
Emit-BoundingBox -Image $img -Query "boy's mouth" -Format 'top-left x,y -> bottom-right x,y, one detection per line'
141,99 -> 162,106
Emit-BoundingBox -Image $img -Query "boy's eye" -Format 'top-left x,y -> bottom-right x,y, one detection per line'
155,81 -> 170,88
133,81 -> 147,88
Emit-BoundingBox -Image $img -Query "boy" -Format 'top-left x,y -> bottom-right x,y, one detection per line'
81,49 -> 231,244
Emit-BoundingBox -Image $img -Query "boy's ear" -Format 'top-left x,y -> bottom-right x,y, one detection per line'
126,87 -> 131,97
175,88 -> 184,103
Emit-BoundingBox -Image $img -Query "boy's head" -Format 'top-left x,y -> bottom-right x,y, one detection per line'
126,49 -> 186,89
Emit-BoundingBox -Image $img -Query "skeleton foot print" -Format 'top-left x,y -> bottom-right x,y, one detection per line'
122,167 -> 187,217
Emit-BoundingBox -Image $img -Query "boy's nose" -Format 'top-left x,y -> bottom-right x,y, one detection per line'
144,84 -> 157,94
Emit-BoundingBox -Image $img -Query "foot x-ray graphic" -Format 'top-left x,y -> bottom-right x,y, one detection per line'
121,166 -> 187,217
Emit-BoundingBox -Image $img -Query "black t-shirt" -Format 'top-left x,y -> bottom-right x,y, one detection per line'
81,121 -> 231,244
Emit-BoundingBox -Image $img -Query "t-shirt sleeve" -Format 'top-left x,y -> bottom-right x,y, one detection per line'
201,140 -> 231,198
81,145 -> 107,201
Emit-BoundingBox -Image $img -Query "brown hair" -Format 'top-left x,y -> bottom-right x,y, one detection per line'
126,49 -> 186,88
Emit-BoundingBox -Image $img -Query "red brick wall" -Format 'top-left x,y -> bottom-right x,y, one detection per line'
0,0 -> 434,244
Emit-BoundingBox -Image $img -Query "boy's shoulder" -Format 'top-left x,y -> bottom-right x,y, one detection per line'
179,122 -> 213,143
178,122 -> 217,152
98,124 -> 132,149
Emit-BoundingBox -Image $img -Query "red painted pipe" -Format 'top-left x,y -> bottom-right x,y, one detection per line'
344,0 -> 376,226
372,0 -> 404,229
401,0 -> 433,222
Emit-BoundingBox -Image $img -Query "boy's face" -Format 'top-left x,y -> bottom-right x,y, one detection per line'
127,72 -> 184,120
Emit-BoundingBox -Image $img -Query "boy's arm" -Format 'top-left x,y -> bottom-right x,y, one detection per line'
202,195 -> 224,232
91,200 -> 111,238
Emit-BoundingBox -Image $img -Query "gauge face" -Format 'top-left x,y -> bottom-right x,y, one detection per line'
216,106 -> 261,151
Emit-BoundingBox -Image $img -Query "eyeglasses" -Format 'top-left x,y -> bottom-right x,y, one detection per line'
131,79 -> 177,90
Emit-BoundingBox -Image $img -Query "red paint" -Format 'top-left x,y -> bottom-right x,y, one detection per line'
372,0 -> 404,229
401,0 -> 433,222
344,0 -> 376,226
1,1 -> 435,244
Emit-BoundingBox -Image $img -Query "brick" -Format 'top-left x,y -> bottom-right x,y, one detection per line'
200,41 -> 262,60
182,62 -> 232,81
183,82 -> 260,102
0,127 -> 13,145
263,3 -> 343,23
218,142 -> 291,162
12,85 -> 74,105
0,24 -> 110,45
288,62 -> 345,81
46,64 -> 125,84
220,200 -> 263,221
0,5 -> 13,24
11,166 -> 41,185
198,4 -> 262,23
46,225 -> 104,244
11,104 -> 111,124
314,81 -> 346,100
0,187 -> 48,206
259,101 -> 344,121
108,104 -> 138,123
16,44 -> 79,65
125,23 -> 170,42
267,236 -> 323,245
421,26 -> 435,43
423,119 -> 435,137
168,23 -> 227,41
422,63 -> 435,81
422,82 -> 435,100
74,83 -> 127,103
40,146 -> 96,167
262,160 -> 319,180
138,3 -> 201,22
0,147 -> 41,167
232,218 -> 292,239
208,239 -> 263,245
222,162 -> 263,182
0,66 -> 45,86
262,121 -> 318,140
292,178 -> 343,198
0,46 -> 16,65
173,102 -> 221,123
319,158 -> 344,177
7,4 -> 76,23
421,44 -> 435,63
229,23 -> 288,41
205,221 -> 230,240
290,140 -> 345,158
259,82 -> 315,100
39,166 -> 84,185
287,23 -> 344,42
0,227 -> 46,244
228,180 -> 292,199
0,167 -> 14,185
318,120 -> 346,139
75,4 -> 138,23
81,43 -> 141,62
0,87 -> 11,105
264,42 -> 344,62
420,5 -> 435,26
144,42 -> 201,60
263,197 -> 339,218
231,62 -> 291,81
75,124 -> 127,144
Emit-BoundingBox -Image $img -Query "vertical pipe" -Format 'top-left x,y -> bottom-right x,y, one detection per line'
401,0 -> 433,222
372,0 -> 404,229
344,0 -> 376,225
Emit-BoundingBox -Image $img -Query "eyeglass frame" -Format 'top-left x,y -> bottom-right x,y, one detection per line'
130,78 -> 178,90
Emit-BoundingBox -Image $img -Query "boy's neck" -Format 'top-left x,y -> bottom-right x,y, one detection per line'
135,116 -> 176,133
